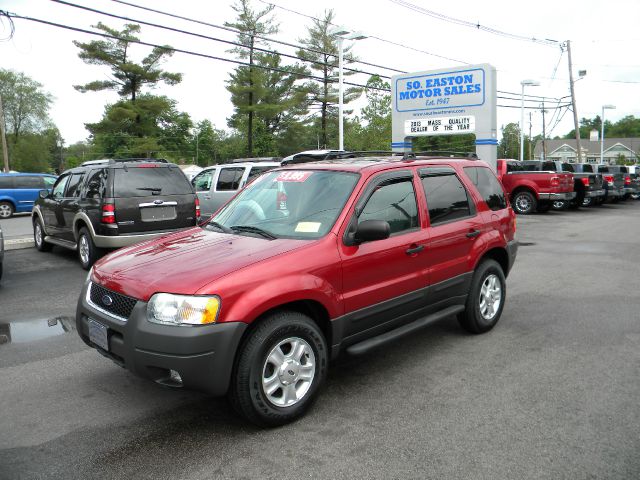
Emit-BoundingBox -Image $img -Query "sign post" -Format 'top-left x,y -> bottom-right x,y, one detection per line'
391,64 -> 497,170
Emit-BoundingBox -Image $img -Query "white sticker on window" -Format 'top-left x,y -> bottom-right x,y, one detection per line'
295,222 -> 321,233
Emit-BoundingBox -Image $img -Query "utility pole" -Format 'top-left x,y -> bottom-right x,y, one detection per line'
0,95 -> 9,173
567,40 -> 582,162
541,101 -> 547,161
528,111 -> 533,160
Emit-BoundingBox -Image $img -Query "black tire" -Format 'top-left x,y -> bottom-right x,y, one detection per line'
228,311 -> 328,427
33,217 -> 53,252
582,196 -> 593,207
536,201 -> 551,213
0,201 -> 14,219
457,259 -> 506,334
511,190 -> 537,215
77,227 -> 101,270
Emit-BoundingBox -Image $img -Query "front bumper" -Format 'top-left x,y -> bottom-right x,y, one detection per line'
76,281 -> 247,396
585,189 -> 605,198
538,191 -> 576,201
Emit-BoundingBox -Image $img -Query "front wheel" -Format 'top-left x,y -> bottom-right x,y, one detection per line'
229,311 -> 328,427
457,259 -> 506,334
0,201 -> 14,218
33,217 -> 53,252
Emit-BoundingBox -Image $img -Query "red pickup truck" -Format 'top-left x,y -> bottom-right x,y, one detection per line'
496,159 -> 575,214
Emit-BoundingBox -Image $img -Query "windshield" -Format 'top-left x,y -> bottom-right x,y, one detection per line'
210,170 -> 359,239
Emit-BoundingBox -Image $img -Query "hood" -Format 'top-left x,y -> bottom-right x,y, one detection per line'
92,227 -> 307,301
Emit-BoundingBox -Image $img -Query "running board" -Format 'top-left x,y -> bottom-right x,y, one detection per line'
44,236 -> 77,250
346,305 -> 465,356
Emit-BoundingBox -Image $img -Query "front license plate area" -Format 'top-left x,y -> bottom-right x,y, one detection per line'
88,319 -> 109,351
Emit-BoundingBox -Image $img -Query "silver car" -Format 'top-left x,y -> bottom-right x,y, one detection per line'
191,161 -> 281,218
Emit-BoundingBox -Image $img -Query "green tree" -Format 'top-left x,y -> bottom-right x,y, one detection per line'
0,69 -> 53,144
608,115 -> 640,137
73,23 -> 182,102
297,9 -> 362,149
225,0 -> 278,156
498,123 -> 521,159
346,75 -> 391,151
86,94 -> 193,160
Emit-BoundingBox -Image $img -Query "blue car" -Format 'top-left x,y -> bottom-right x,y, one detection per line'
0,173 -> 57,218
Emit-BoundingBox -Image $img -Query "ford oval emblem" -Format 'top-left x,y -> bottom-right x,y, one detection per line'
154,199 -> 163,205
102,294 -> 114,306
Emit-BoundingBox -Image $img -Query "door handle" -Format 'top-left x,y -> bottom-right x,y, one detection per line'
466,230 -> 481,238
405,244 -> 425,255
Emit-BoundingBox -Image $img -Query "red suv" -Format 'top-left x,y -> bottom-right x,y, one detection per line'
76,156 -> 518,426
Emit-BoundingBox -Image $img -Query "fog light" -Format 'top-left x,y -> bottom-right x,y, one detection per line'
155,369 -> 183,388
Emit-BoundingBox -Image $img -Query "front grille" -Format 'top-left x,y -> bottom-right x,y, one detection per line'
89,282 -> 138,320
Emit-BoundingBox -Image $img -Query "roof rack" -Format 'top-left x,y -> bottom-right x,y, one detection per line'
407,151 -> 479,159
230,157 -> 282,164
80,158 -> 169,167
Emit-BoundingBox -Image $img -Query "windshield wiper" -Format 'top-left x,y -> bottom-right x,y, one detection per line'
204,221 -> 233,234
230,225 -> 278,240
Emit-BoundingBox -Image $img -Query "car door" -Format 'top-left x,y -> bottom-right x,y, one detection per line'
192,168 -> 216,218
42,174 -> 71,235
339,170 -> 430,338
418,167 -> 485,303
211,166 -> 246,212
59,172 -> 86,242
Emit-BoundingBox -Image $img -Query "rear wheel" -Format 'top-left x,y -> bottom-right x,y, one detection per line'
458,259 -> 506,334
229,311 -> 328,427
0,201 -> 14,218
33,217 -> 53,252
77,227 -> 101,270
511,191 -> 536,215
582,196 -> 593,207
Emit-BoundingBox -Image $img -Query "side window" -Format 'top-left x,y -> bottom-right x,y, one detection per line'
561,163 -> 574,172
598,166 -> 609,173
542,161 -> 556,171
422,174 -> 473,225
52,175 -> 70,199
192,170 -> 214,192
43,176 -> 56,188
15,176 -> 45,189
464,166 -> 507,211
216,167 -> 245,191
247,166 -> 275,184
83,169 -> 107,198
506,162 -> 522,173
359,178 -> 418,235
65,173 -> 85,198
0,176 -> 14,188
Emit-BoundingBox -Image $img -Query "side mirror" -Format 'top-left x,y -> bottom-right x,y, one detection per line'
38,189 -> 49,199
354,220 -> 390,244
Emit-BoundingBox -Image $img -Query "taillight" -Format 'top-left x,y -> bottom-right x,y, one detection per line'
603,175 -> 614,186
550,176 -> 560,186
624,176 -> 631,185
580,177 -> 589,186
195,197 -> 201,219
101,203 -> 115,224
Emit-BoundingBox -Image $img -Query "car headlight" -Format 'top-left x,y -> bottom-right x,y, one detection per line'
147,293 -> 220,326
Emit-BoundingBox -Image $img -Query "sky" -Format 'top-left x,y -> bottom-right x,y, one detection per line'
0,0 -> 639,147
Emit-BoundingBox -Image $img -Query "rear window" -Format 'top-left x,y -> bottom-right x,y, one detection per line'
113,166 -> 193,197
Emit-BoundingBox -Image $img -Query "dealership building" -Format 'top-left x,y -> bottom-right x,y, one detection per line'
534,138 -> 640,164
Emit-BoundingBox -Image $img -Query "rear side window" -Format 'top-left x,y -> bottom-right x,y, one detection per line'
359,179 -> 418,235
561,163 -> 574,172
506,162 -> 524,172
542,161 -> 556,171
15,176 -> 45,189
83,169 -> 107,198
113,167 -> 193,197
464,167 -> 507,211
65,173 -> 85,198
421,174 -> 473,225
581,164 -> 593,173
216,167 -> 244,191
0,176 -> 14,188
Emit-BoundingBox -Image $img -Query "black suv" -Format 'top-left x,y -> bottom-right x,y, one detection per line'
32,159 -> 199,269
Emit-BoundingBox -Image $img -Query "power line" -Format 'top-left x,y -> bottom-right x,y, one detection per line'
109,0 -> 406,74
257,0 -> 471,65
389,0 -> 560,47
4,11 -> 391,92
51,0 -> 389,80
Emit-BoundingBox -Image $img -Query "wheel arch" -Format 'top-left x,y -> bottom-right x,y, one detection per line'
476,246 -> 510,278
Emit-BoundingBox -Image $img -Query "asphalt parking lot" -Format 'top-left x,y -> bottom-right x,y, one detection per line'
0,203 -> 639,479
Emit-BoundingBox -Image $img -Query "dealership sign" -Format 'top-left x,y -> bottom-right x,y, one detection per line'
391,64 -> 497,169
